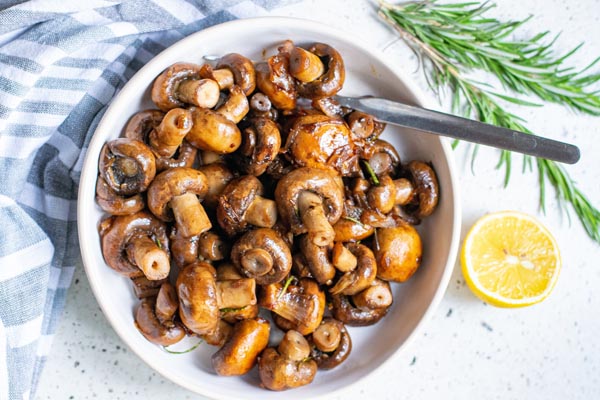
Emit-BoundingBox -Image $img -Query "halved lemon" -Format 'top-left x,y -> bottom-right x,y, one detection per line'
461,211 -> 561,308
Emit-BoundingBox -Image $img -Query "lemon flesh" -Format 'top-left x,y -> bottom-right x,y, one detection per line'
461,211 -> 561,308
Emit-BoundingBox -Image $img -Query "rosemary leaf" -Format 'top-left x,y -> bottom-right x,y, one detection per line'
163,339 -> 203,354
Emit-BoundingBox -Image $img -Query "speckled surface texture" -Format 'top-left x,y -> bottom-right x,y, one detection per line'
36,0 -> 600,399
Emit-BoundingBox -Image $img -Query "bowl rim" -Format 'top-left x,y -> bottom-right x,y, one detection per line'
77,16 -> 461,400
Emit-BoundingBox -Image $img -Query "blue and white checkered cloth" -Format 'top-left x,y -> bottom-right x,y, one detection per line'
0,1 -> 293,398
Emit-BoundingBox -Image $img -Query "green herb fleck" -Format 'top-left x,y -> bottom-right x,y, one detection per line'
278,275 -> 296,301
220,306 -> 247,313
362,160 -> 380,185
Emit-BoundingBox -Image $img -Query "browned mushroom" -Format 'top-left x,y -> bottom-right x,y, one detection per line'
147,167 -> 211,238
212,317 -> 270,376
260,278 -> 325,335
258,330 -> 317,391
351,278 -> 393,310
215,53 -> 256,96
284,114 -> 356,175
332,216 -> 374,242
148,108 -> 192,158
297,43 -> 345,99
275,167 -> 344,246
186,107 -> 241,154
374,224 -> 422,282
289,45 -> 325,83
216,278 -> 257,311
231,228 -> 292,285
331,241 -> 357,272
151,62 -> 220,111
309,318 -> 352,370
176,261 -> 219,335
199,63 -> 234,91
216,263 -> 260,323
96,175 -> 145,215
217,176 -> 278,236
99,211 -> 169,279
367,175 -> 396,214
155,140 -> 197,172
311,96 -> 347,118
330,243 -> 377,295
124,109 -> 164,140
99,138 -> 156,196
297,235 -> 335,285
405,161 -> 440,218
169,227 -> 199,268
170,229 -> 229,266
330,292 -> 389,326
196,163 -> 234,209
256,53 -> 297,111
364,139 -> 401,177
134,283 -> 185,346
248,92 -> 279,121
197,231 -> 230,261
346,111 -> 375,140
215,85 -> 249,124
130,275 -> 167,299
236,117 -> 281,176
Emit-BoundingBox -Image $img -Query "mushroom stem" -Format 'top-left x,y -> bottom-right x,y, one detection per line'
352,280 -> 393,310
126,235 -> 170,280
216,279 -> 257,310
259,283 -> 315,326
170,192 -> 212,237
176,78 -> 220,108
331,242 -> 357,272
289,47 -> 325,83
212,68 -> 234,90
149,108 -> 192,157
155,282 -> 178,324
298,191 -> 335,246
312,320 -> 342,353
240,248 -> 274,277
246,196 -> 278,228
394,178 -> 415,206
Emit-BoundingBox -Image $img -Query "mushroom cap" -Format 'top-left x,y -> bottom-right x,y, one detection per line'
176,261 -> 219,335
237,117 -> 281,176
231,228 -> 292,285
407,160 -> 439,218
147,167 -> 208,222
216,53 -> 256,96
99,138 -> 156,196
186,107 -> 241,154
151,62 -> 203,111
332,217 -> 374,242
374,224 -> 422,282
275,167 -> 344,236
134,296 -> 185,346
284,114 -> 356,175
99,210 -> 169,277
217,175 -> 264,236
309,318 -> 352,370
272,278 -> 325,335
95,175 -> 145,216
330,292 -> 389,326
155,140 -> 198,171
297,43 -> 345,99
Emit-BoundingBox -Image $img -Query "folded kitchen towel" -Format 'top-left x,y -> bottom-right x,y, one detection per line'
0,1 -> 294,398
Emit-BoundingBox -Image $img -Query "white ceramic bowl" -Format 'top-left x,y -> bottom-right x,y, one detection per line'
78,17 -> 461,400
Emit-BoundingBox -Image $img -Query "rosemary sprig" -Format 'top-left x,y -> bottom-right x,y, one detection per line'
162,339 -> 203,354
378,0 -> 600,243
278,275 -> 296,300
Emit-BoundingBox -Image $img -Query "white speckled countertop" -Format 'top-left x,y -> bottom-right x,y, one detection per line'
36,0 -> 600,399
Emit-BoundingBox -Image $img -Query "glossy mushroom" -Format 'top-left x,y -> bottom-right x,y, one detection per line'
284,114 -> 356,175
217,176 -> 278,236
374,224 -> 422,282
134,283 -> 185,346
258,330 -> 318,391
231,228 -> 292,285
216,263 -> 260,324
405,160 -> 440,218
330,243 -> 377,295
215,85 -> 250,124
155,140 -> 197,172
275,167 -> 344,246
171,229 -> 230,266
215,53 -> 256,96
186,107 -> 241,154
130,275 -> 167,299
364,139 -> 401,177
289,45 -> 325,83
197,163 -> 234,209
332,216 -> 374,242
176,261 -> 219,335
124,109 -> 164,140
309,318 -> 352,370
346,111 -> 375,140
151,62 -> 220,111
147,167 -> 211,238
236,117 -> 281,176
256,53 -> 297,111
297,43 -> 345,99
212,317 -> 270,376
330,292 -> 389,327
248,92 -> 279,121
260,278 -> 325,335
297,235 -> 335,285
99,138 -> 156,196
351,278 -> 393,310
96,175 -> 145,216
99,211 -> 169,279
